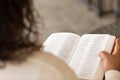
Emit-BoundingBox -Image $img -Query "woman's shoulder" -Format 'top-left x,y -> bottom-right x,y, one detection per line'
0,50 -> 78,80
31,51 -> 66,65
29,51 -> 78,80
29,51 -> 72,73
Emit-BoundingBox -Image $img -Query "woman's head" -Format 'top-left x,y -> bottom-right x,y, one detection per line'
0,0 -> 42,61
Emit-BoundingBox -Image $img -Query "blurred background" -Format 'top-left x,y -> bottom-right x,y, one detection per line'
34,0 -> 119,41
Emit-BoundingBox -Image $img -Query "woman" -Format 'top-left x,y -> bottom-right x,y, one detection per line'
0,0 -> 120,80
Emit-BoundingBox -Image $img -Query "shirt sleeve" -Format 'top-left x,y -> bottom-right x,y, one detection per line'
105,70 -> 120,80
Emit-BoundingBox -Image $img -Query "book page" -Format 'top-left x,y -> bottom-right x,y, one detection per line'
93,35 -> 115,80
69,34 -> 115,80
43,32 -> 80,62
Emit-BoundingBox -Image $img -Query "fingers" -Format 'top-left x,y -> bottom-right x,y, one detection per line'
113,38 -> 120,56
99,51 -> 110,60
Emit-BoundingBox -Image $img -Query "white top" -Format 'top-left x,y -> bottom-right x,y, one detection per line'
105,70 -> 120,80
0,51 -> 119,80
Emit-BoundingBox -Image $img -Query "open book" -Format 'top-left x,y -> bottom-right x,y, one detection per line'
43,32 -> 115,80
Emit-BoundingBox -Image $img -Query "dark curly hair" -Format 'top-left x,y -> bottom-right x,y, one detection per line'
0,0 -> 42,62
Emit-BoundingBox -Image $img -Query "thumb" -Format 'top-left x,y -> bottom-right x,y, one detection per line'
99,51 -> 110,60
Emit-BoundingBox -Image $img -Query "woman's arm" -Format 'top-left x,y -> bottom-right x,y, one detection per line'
99,38 -> 120,80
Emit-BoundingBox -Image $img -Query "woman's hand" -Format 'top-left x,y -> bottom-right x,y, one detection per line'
99,38 -> 120,72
